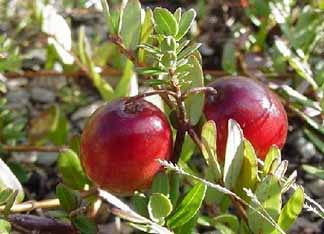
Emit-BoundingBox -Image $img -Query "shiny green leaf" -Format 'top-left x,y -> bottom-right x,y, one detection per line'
167,182 -> 207,228
0,219 -> 11,234
56,183 -> 80,212
201,120 -> 221,180
153,8 -> 178,36
181,55 -> 204,125
263,146 -> 281,175
222,40 -> 237,74
151,172 -> 169,196
248,175 -> 282,234
58,149 -> 91,190
223,119 -> 244,189
148,193 -> 173,223
234,140 -> 258,200
120,0 -> 142,50
73,215 -> 97,234
176,9 -> 196,40
275,186 -> 304,232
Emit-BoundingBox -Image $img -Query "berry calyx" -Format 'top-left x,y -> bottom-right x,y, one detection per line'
204,76 -> 288,161
80,99 -> 173,194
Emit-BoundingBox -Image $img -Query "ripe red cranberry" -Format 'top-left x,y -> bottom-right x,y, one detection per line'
204,76 -> 288,161
80,99 -> 172,194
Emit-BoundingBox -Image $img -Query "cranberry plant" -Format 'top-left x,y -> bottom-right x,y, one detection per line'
0,1 -> 323,234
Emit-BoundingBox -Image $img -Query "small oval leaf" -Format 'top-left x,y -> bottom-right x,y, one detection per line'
57,149 -> 91,190
148,193 -> 173,223
153,8 -> 178,36
176,9 -> 196,40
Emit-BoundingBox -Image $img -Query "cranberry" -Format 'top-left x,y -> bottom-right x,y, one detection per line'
204,76 -> 288,160
80,99 -> 172,194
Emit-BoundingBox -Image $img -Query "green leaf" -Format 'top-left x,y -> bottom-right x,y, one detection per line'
177,43 -> 201,61
223,119 -> 244,189
3,190 -> 18,217
291,6 -> 324,54
0,219 -> 11,234
151,172 -> 169,196
0,158 -> 24,203
200,214 -> 240,233
132,193 -> 149,217
84,49 -> 114,100
304,128 -> 324,155
201,121 -> 221,180
153,8 -> 178,36
73,215 -> 98,234
239,220 -> 250,234
58,149 -> 91,190
222,40 -> 237,74
174,8 -> 182,23
56,183 -> 80,213
213,214 -> 240,232
275,186 -> 304,232
169,172 -> 180,207
234,140 -> 258,200
139,8 -> 154,63
114,60 -> 135,98
280,85 -> 321,112
136,67 -> 166,76
28,105 -> 68,145
247,175 -> 282,234
0,188 -> 14,205
48,105 -> 69,146
181,55 -> 204,125
79,28 -> 113,100
8,162 -> 29,184
69,135 -> 81,157
148,193 -> 173,223
302,165 -> 324,179
176,9 -> 196,40
120,0 -> 142,50
275,39 -> 318,90
167,182 -> 207,229
263,146 -> 281,175
100,0 -> 116,34
175,214 -> 198,234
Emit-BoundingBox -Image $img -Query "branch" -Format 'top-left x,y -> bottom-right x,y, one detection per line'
181,87 -> 218,100
125,90 -> 177,104
0,188 -> 97,213
2,145 -> 65,153
4,66 -> 120,79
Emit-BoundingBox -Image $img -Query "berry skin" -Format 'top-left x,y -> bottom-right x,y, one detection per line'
204,76 -> 288,161
80,99 -> 172,194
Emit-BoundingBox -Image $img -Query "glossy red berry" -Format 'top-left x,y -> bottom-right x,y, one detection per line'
204,76 -> 288,161
80,99 -> 172,194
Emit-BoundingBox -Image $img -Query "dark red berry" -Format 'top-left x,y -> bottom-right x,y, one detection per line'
80,99 -> 172,194
204,76 -> 288,160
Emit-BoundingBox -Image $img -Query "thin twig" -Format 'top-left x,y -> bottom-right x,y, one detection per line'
109,35 -> 140,66
0,188 -> 98,213
125,90 -> 177,104
181,86 -> 218,100
4,67 -> 120,79
2,145 -> 65,153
